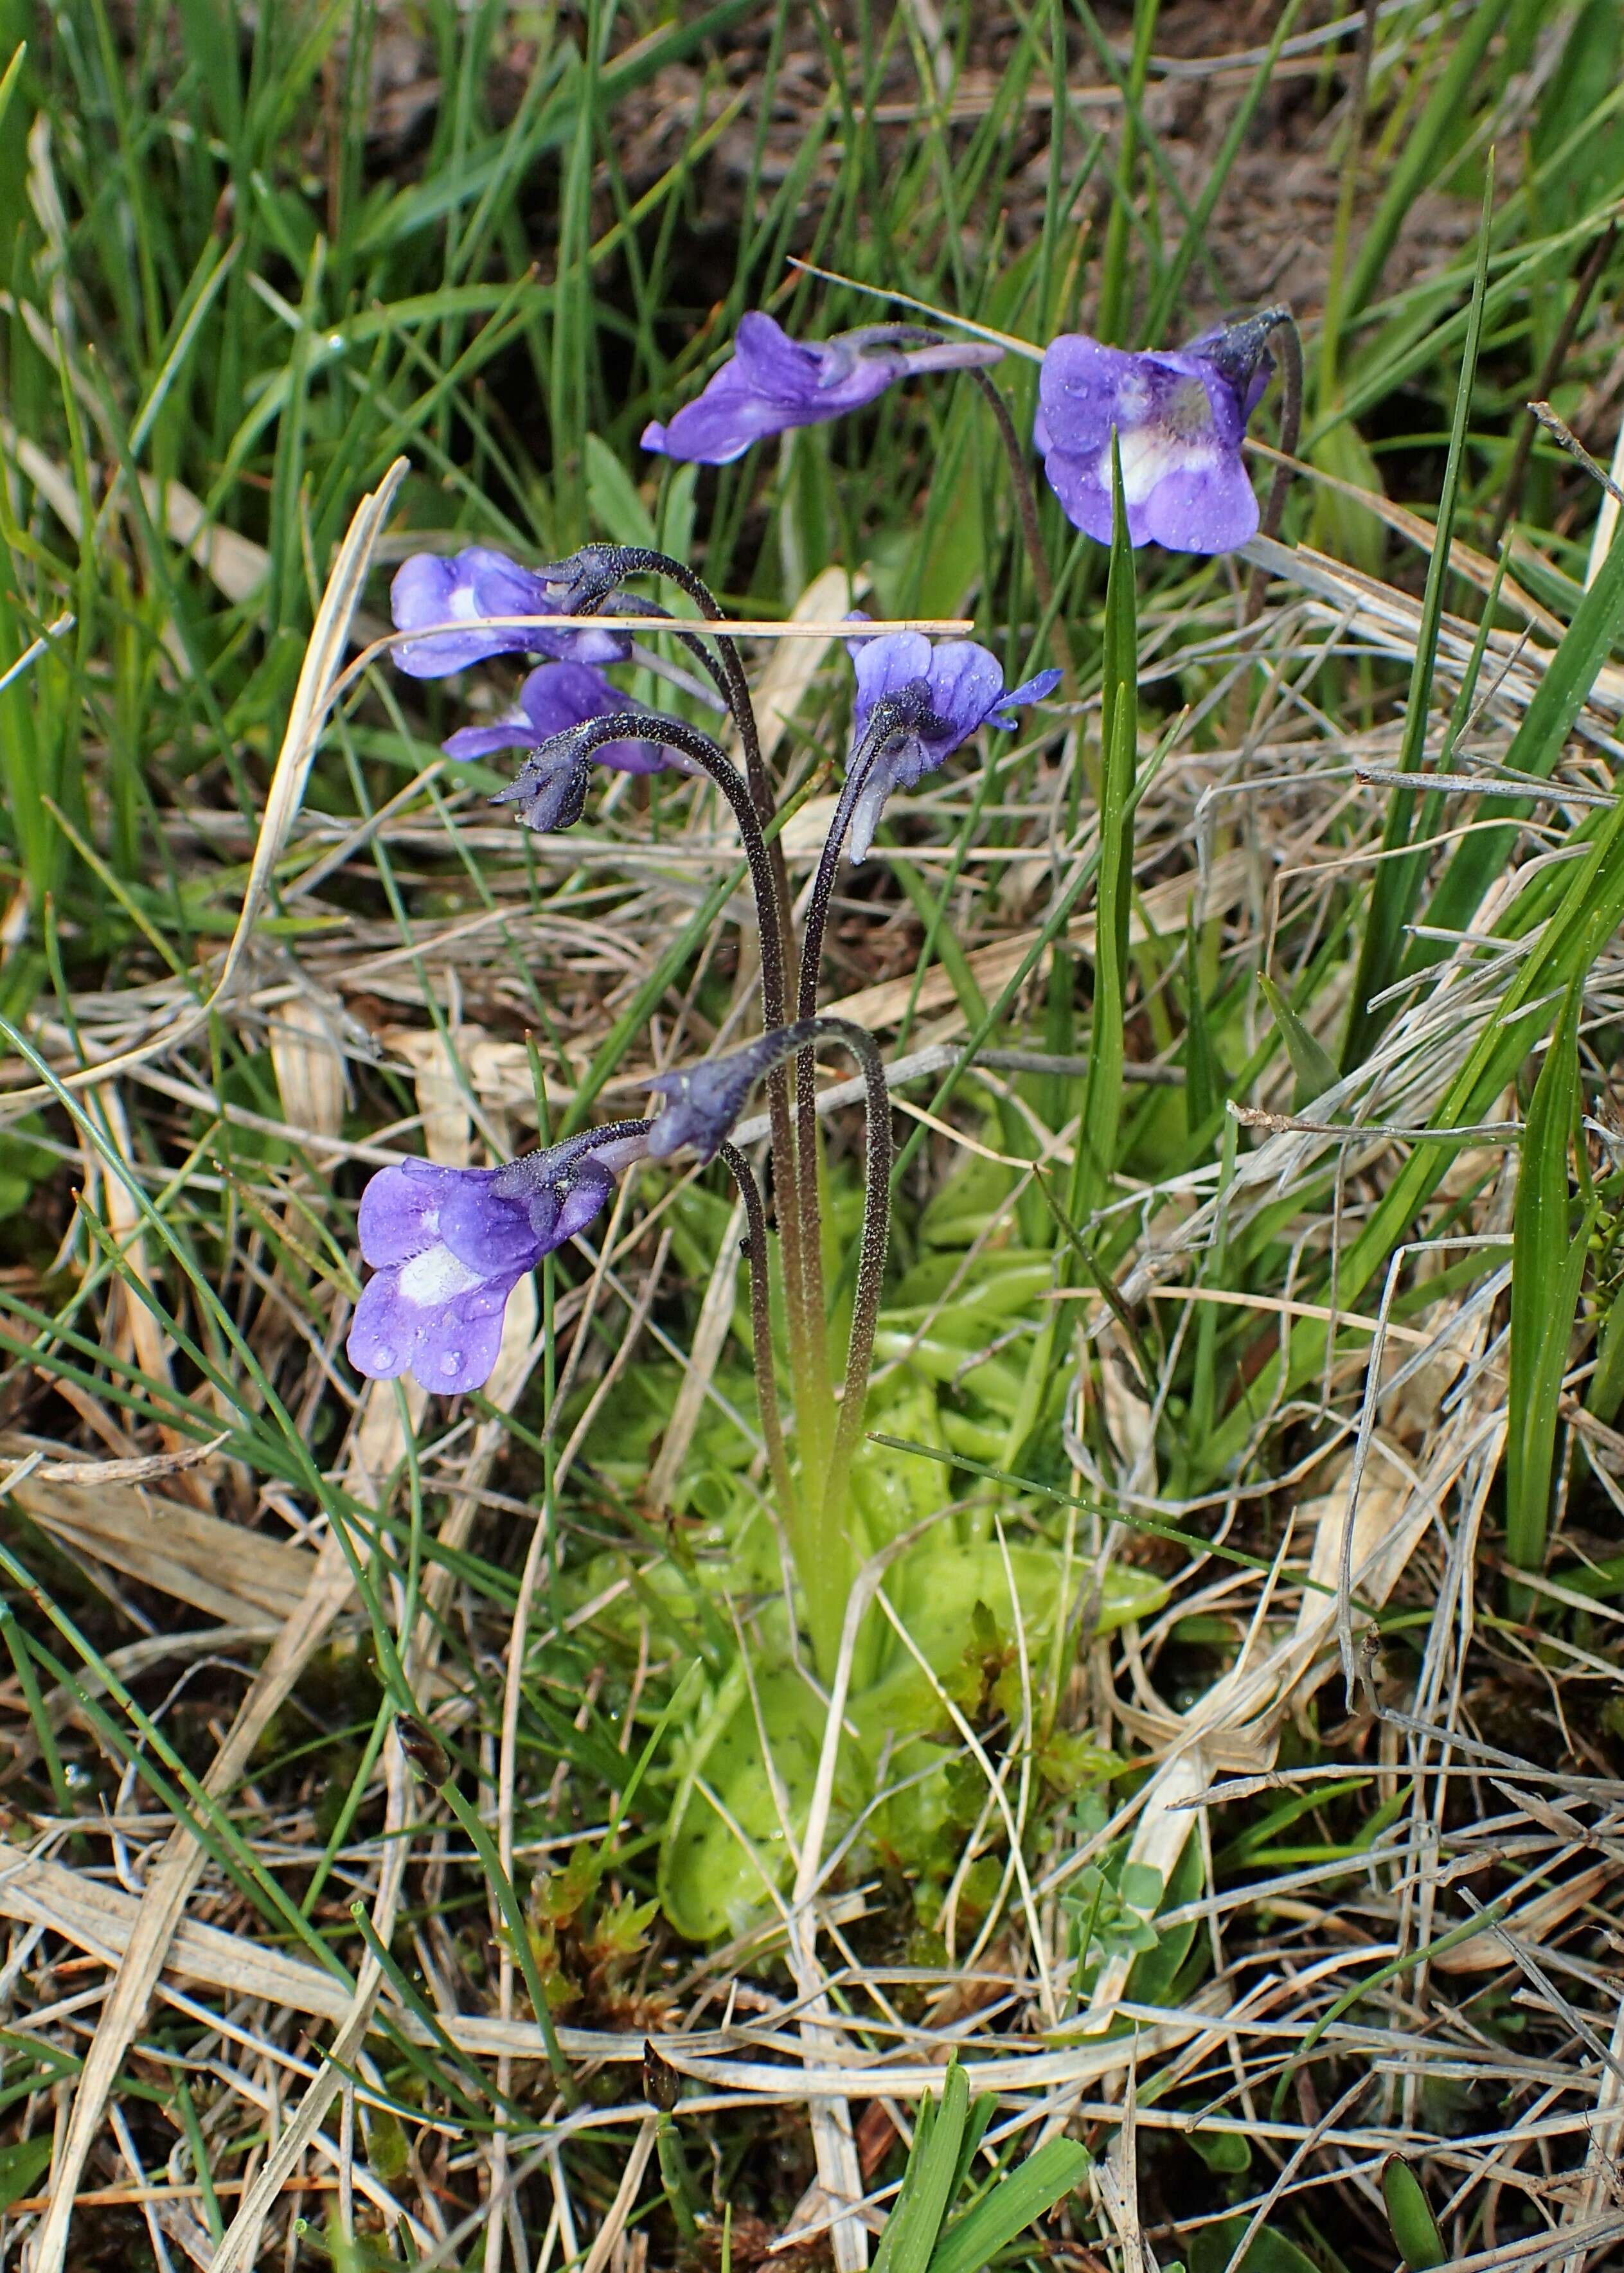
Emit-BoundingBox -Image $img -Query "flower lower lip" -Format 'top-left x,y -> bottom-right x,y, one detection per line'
397,1247 -> 486,1305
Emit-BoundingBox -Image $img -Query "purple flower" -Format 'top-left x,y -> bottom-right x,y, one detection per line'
470,664 -> 699,835
642,314 -> 1002,465
1035,310 -> 1278,553
644,1022 -> 820,1163
389,547 -> 630,677
844,630 -> 1061,863
445,661 -> 670,774
346,1126 -> 649,1394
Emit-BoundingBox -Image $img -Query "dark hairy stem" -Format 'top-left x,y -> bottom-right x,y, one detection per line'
1242,309 -> 1305,627
791,699 -> 922,1373
717,1139 -> 796,1524
967,366 -> 1058,632
531,713 -> 789,1032
495,1116 -> 653,1186
567,547 -> 810,1381
570,546 -> 774,828
526,700 -> 816,1393
600,589 -> 745,723
798,699 -> 924,1021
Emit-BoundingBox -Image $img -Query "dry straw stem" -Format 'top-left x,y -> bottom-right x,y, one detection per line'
26,1524 -> 360,2273
211,1297 -> 549,2270
334,607 -> 977,704
26,461 -> 408,2272
9,488 -> 1624,2260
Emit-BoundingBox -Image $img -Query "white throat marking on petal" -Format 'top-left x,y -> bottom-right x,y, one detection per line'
398,1245 -> 486,1306
1102,424 -> 1219,506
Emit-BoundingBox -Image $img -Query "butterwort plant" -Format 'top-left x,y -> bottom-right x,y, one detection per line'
352,553 -> 1053,1679
349,294 -> 1297,1700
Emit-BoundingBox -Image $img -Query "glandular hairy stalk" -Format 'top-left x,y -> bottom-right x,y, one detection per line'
787,695 -> 929,1490
717,1139 -> 796,1530
516,584 -> 819,1397
567,548 -> 819,1406
1243,306 -> 1304,625
514,711 -> 788,1030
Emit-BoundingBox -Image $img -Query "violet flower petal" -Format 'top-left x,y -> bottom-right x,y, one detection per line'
357,1159 -> 458,1269
1140,454 -> 1260,553
1037,320 -> 1266,555
349,1130 -> 651,1395
347,1268 -> 416,1379
443,661 -> 668,777
645,312 -> 990,465
405,1275 -> 520,1394
851,629 -> 935,713
436,1176 -> 542,1278
390,546 -> 630,677
844,635 -> 1060,862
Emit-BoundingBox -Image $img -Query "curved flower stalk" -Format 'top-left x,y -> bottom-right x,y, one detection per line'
495,544 -> 832,1405
389,546 -> 631,674
438,662 -> 685,830
642,312 -> 1003,463
442,661 -> 674,778
1036,306 -> 1299,553
530,542 -> 778,830
477,690 -> 817,1391
347,1123 -> 651,1395
784,636 -> 1058,1408
485,707 -> 790,1041
796,631 -> 1060,1024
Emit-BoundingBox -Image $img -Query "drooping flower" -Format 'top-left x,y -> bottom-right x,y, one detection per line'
843,630 -> 1060,863
347,1125 -> 649,1394
471,666 -> 699,835
642,313 -> 1003,465
442,662 -> 665,771
389,546 -> 630,677
1035,309 -> 1280,553
643,1023 -> 823,1163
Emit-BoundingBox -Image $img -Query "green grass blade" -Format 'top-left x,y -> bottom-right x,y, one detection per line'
926,2137 -> 1089,2273
873,2062 -> 968,2273
1092,0 -> 1161,344
1258,974 -> 1339,1109
1410,506 -> 1624,973
1209,787 -> 1624,1469
1342,166 -> 1493,1067
1071,434 -> 1136,1227
1142,0 -> 1309,342
1343,0 -> 1511,326
1382,2155 -> 1448,2272
1506,978 -> 1588,1574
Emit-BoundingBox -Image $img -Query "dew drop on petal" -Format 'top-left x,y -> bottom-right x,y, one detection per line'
443,1350 -> 463,1375
373,1345 -> 395,1368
